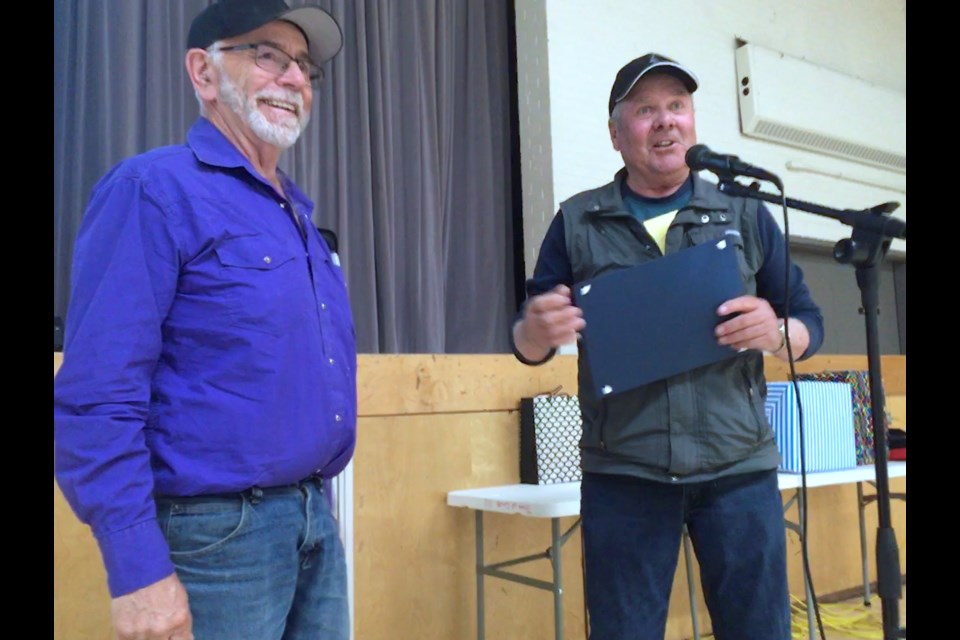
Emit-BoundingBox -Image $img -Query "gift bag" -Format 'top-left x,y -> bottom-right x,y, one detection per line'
795,370 -> 893,465
519,390 -> 583,485
765,380 -> 858,473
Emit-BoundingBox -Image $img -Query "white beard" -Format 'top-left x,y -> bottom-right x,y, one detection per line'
217,67 -> 311,149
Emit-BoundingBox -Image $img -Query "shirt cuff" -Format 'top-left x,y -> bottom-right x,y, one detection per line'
95,518 -> 176,598
790,312 -> 824,361
509,327 -> 557,366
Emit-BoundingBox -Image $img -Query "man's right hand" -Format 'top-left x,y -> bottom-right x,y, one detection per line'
111,573 -> 193,640
514,285 -> 586,362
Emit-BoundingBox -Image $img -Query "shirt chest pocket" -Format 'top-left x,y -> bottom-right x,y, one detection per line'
683,211 -> 735,246
213,239 -> 303,337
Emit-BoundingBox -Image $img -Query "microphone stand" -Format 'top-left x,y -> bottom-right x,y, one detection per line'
716,178 -> 907,640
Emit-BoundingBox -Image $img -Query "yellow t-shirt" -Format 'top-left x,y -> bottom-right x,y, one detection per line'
643,210 -> 679,254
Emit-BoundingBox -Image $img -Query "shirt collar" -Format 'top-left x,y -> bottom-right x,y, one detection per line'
187,117 -> 251,171
620,171 -> 693,205
186,117 -> 314,214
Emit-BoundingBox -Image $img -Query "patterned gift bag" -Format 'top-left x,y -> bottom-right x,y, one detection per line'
519,391 -> 583,485
794,370 -> 893,465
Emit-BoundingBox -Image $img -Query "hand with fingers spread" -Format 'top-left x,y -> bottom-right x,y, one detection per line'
514,285 -> 586,362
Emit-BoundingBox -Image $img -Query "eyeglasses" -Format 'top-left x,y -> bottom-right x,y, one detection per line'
216,42 -> 325,84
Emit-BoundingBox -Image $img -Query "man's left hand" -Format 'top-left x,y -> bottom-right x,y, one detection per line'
714,295 -> 782,353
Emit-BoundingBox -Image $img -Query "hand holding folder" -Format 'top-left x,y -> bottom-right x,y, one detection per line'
573,238 -> 746,397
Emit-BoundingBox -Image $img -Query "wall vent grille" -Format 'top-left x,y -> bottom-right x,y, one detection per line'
735,44 -> 906,174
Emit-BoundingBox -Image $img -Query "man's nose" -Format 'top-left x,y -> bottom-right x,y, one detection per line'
652,109 -> 674,129
278,62 -> 309,88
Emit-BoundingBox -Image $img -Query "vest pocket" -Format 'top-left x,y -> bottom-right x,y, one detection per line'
741,368 -> 771,443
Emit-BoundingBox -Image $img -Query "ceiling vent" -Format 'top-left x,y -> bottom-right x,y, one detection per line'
734,43 -> 906,174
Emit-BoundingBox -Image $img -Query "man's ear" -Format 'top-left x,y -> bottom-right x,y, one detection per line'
609,118 -> 621,152
185,49 -> 217,100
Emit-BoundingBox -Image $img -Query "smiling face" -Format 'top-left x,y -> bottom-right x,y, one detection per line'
609,72 -> 696,197
209,20 -> 313,151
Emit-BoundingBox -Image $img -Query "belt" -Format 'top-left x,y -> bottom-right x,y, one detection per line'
243,474 -> 324,504
156,474 -> 324,505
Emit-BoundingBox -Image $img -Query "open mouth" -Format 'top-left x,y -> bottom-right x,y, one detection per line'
259,98 -> 299,117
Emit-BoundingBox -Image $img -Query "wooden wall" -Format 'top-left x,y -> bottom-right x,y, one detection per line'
54,353 -> 906,639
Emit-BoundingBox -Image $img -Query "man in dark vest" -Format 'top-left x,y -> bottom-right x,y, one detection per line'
511,53 -> 824,640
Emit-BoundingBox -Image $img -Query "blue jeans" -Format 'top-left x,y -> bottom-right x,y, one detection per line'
155,477 -> 349,640
581,469 -> 790,640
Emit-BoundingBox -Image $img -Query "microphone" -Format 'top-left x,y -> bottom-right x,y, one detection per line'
685,144 -> 781,186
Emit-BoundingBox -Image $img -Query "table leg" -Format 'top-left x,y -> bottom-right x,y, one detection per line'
475,510 -> 485,640
682,525 -> 700,640
857,482 -> 872,605
796,490 -> 815,640
551,518 -> 564,640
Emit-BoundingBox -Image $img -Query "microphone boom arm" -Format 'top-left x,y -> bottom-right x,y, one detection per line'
716,180 -> 905,240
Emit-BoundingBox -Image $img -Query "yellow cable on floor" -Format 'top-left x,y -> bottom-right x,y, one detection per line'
789,593 -> 884,639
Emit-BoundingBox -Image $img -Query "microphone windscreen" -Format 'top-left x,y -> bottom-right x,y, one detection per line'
685,144 -> 710,169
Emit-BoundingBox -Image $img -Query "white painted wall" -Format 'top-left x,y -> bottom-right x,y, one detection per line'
334,462 -> 354,640
515,0 -> 906,274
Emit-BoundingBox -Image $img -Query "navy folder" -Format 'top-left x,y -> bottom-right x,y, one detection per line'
573,237 -> 746,397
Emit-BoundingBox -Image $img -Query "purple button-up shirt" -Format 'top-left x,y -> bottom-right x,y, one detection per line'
54,118 -> 358,598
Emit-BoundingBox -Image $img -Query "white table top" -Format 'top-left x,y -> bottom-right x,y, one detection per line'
446,462 -> 906,517
776,461 -> 906,490
447,482 -> 582,517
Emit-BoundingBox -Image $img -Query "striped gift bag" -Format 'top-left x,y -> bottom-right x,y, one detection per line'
795,370 -> 891,465
764,381 -> 857,473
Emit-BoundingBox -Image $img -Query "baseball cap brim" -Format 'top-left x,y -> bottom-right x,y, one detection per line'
280,7 -> 343,65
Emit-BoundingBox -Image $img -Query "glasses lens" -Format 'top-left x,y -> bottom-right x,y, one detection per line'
254,44 -> 287,76
256,44 -> 322,84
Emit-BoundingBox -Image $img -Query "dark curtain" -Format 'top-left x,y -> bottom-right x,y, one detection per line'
54,0 -> 517,353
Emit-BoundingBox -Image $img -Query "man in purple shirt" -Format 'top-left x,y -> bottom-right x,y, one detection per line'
53,2 -> 356,638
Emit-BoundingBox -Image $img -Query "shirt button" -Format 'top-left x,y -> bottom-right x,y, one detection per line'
263,256 -> 272,264
280,202 -> 287,209
321,302 -> 327,310
328,358 -> 335,365
335,414 -> 343,422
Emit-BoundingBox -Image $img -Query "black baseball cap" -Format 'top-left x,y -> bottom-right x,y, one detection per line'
187,0 -> 343,64
608,53 -> 698,114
